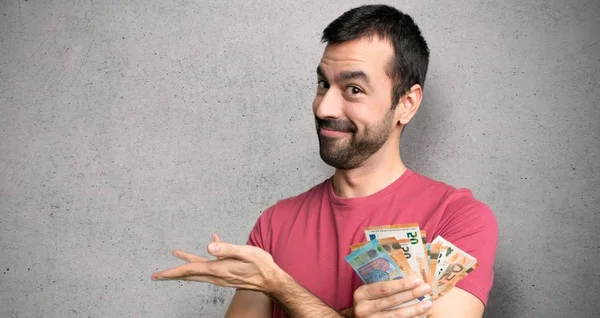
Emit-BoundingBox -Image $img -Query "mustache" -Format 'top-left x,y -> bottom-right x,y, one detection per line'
316,117 -> 358,133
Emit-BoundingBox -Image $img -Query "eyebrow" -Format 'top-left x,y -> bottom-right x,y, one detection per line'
317,66 -> 371,87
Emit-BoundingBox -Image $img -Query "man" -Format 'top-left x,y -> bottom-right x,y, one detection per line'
152,4 -> 498,318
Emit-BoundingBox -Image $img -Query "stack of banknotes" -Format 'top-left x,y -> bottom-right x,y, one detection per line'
345,223 -> 478,308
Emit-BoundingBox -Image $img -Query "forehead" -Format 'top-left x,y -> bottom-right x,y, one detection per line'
319,36 -> 394,77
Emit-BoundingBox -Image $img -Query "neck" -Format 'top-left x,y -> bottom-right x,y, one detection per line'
331,143 -> 407,198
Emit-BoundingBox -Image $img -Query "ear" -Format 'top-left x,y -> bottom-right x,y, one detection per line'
394,84 -> 423,126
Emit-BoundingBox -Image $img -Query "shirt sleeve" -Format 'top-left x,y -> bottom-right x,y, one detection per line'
246,205 -> 275,252
437,190 -> 499,306
238,206 -> 276,293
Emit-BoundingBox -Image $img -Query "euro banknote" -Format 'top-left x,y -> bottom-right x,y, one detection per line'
348,224 -> 478,308
364,224 -> 430,284
430,235 -> 478,299
345,238 -> 429,309
345,238 -> 407,283
350,237 -> 414,275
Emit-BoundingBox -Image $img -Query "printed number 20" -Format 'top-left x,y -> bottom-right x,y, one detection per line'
407,232 -> 419,245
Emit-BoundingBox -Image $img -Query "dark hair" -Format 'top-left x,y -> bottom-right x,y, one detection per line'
321,4 -> 430,109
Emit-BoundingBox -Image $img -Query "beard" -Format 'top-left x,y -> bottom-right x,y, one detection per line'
316,111 -> 394,170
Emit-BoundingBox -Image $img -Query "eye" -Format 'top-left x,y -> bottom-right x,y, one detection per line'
346,86 -> 362,95
317,80 -> 329,89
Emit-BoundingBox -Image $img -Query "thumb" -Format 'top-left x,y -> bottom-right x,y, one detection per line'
211,233 -> 223,259
207,241 -> 247,260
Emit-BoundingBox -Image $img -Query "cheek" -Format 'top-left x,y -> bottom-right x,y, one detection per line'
348,102 -> 393,133
347,105 -> 376,131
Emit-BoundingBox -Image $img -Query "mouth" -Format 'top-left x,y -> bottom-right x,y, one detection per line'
318,127 -> 351,137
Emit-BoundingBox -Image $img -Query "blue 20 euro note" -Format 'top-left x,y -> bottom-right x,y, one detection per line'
345,239 -> 407,283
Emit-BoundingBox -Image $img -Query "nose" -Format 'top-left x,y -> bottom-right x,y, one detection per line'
313,88 -> 344,120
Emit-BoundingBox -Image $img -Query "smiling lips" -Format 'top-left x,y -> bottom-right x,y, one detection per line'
319,127 -> 351,137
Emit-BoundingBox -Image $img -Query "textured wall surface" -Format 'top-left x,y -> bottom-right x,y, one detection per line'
1,0 -> 599,317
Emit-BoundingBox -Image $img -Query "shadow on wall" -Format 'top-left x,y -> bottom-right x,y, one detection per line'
401,76 -> 448,180
402,80 -> 514,316
484,262 -> 522,318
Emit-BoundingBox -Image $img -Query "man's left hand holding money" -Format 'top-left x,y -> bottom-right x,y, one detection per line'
344,277 -> 433,318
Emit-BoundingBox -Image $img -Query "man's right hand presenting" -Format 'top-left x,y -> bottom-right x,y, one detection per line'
348,274 -> 433,318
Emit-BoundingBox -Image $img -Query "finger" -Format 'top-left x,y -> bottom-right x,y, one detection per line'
207,241 -> 252,260
153,257 -> 244,281
152,261 -> 213,280
424,308 -> 433,317
380,299 -> 433,318
372,282 -> 432,312
175,274 -> 259,291
211,234 -> 224,259
357,275 -> 423,300
179,274 -> 230,286
172,249 -> 208,263
152,259 -> 258,290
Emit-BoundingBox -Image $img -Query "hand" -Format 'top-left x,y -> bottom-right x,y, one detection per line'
351,274 -> 433,318
151,234 -> 282,294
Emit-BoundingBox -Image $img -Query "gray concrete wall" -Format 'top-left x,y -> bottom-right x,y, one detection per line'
1,0 -> 598,317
